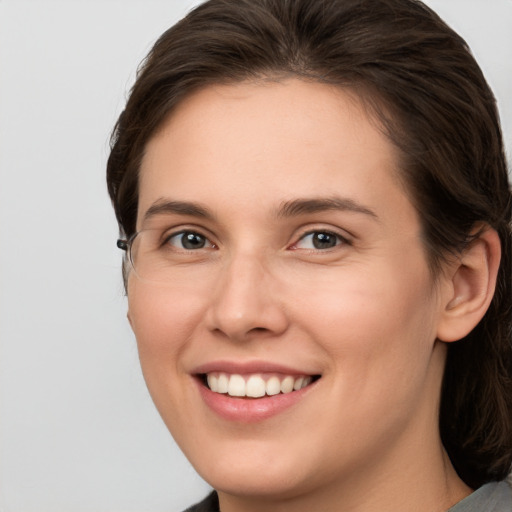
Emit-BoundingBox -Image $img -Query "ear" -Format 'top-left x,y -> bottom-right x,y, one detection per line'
436,225 -> 501,342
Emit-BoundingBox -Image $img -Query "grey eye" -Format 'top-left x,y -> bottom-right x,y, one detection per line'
295,231 -> 343,250
167,231 -> 213,250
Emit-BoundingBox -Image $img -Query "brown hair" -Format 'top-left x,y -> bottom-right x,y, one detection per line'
107,0 -> 512,488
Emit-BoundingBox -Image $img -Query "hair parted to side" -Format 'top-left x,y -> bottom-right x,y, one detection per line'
107,0 -> 512,488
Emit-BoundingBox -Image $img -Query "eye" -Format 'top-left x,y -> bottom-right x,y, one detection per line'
165,231 -> 215,250
292,230 -> 346,250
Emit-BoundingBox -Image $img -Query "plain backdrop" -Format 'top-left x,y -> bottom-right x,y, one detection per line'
0,1 -> 510,511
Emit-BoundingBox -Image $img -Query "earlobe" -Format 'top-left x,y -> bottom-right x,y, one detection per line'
436,226 -> 501,343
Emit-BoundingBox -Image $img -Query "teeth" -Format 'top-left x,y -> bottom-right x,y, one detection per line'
228,374 -> 246,397
207,374 -> 218,392
217,373 -> 229,393
281,376 -> 294,393
246,375 -> 266,398
293,377 -> 304,391
266,376 -> 281,396
205,372 -> 316,397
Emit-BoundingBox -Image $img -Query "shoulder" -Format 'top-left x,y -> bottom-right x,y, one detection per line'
448,480 -> 512,512
182,491 -> 219,512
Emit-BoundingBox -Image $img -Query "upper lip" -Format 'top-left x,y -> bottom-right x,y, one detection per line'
192,360 -> 320,376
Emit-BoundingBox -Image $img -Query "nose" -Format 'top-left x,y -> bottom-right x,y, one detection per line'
205,252 -> 289,342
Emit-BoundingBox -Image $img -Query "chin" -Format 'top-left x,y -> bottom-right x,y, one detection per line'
180,434 -> 335,501
200,463 -> 313,501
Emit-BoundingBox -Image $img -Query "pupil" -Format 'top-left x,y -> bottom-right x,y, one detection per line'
313,232 -> 336,249
182,233 -> 205,249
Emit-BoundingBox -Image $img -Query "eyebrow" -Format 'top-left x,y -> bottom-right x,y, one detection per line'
276,197 -> 378,220
143,199 -> 214,223
142,196 -> 378,224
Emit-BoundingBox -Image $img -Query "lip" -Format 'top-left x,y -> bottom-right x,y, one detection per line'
192,360 -> 320,423
192,360 -> 317,376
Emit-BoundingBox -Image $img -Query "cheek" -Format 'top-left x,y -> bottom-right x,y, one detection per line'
127,278 -> 207,374
126,277 -> 215,433
288,258 -> 439,384
284,264 -> 441,448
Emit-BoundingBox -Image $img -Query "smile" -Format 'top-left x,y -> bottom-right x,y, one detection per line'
204,372 -> 316,398
193,362 -> 322,421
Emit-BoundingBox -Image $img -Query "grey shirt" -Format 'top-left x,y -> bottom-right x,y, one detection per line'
448,481 -> 512,512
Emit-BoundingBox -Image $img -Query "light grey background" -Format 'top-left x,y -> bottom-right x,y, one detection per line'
0,1 -> 510,511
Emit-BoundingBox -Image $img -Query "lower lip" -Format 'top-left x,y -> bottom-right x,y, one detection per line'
196,378 -> 317,423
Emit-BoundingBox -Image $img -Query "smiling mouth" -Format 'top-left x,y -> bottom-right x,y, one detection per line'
199,372 -> 321,398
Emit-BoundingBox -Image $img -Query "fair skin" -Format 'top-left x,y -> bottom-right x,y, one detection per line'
127,79 -> 499,512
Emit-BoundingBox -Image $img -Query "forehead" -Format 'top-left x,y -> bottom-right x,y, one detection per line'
138,79 -> 408,226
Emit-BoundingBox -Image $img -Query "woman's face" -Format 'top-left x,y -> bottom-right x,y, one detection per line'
128,80 -> 451,500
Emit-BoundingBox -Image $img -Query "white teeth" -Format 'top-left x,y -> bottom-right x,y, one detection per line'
281,375 -> 294,394
302,376 -> 312,388
246,375 -> 266,398
205,372 -> 316,397
228,374 -> 246,397
217,373 -> 229,393
207,374 -> 218,392
266,376 -> 281,396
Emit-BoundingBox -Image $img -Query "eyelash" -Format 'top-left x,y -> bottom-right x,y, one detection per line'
162,228 -> 350,252
163,230 -> 216,251
290,230 -> 350,251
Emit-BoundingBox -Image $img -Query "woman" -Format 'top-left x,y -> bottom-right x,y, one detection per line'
107,0 -> 512,510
